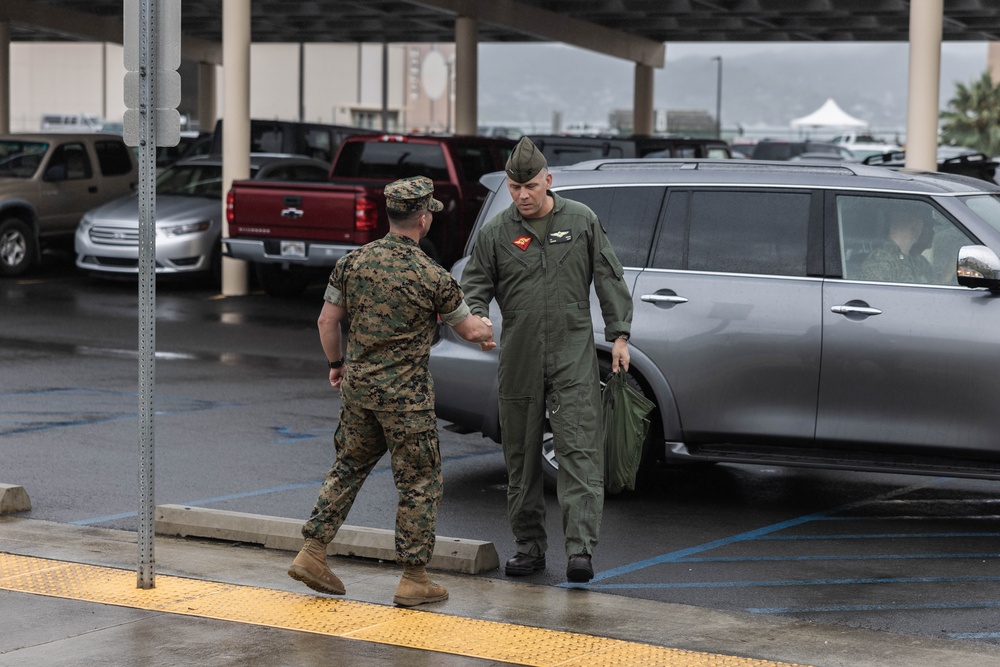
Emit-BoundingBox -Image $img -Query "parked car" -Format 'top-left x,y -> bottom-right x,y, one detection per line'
430,158 -> 1000,486
862,150 -> 999,185
75,153 -> 331,279
528,134 -> 732,166
750,140 -> 853,161
0,133 -> 137,275
830,132 -> 902,161
155,130 -> 213,171
223,133 -> 515,296
210,119 -> 375,163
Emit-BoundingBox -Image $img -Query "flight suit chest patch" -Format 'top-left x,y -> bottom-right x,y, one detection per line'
548,230 -> 572,244
512,235 -> 533,251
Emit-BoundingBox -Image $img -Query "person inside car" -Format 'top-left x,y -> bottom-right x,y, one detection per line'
858,206 -> 935,284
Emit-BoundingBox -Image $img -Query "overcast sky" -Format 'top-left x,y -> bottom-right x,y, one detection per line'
477,41 -> 992,136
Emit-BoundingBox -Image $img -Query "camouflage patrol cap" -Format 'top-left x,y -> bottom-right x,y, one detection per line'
505,136 -> 547,183
384,176 -> 444,213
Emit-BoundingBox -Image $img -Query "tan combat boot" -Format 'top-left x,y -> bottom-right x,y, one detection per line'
287,538 -> 345,595
392,564 -> 448,607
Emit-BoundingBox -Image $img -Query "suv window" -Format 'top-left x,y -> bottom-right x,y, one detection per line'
332,142 -> 449,181
297,128 -> 334,162
48,143 -> 93,180
837,195 -> 972,286
652,190 -> 812,276
453,145 -> 499,183
560,186 -> 663,267
94,140 -> 133,176
548,145 -> 628,166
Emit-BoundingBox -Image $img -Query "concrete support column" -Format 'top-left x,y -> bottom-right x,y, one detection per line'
904,0 -> 943,172
988,43 -> 1000,86
454,16 -> 477,136
633,63 -> 654,135
221,0 -> 250,296
0,21 -> 9,135
198,62 -> 218,132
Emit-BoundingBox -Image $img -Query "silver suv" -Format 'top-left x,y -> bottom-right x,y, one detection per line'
429,159 -> 1000,484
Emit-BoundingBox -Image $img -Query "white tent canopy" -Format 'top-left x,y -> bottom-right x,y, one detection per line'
790,97 -> 868,131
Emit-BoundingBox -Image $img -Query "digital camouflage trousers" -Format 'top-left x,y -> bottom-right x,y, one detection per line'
301,402 -> 442,565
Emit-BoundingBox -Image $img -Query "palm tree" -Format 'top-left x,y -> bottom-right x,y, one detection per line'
940,71 -> 1000,156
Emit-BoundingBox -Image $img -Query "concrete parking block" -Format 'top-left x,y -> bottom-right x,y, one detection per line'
155,504 -> 499,574
0,484 -> 31,514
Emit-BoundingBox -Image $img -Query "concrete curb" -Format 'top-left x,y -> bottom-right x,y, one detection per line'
155,504 -> 499,574
0,484 -> 31,514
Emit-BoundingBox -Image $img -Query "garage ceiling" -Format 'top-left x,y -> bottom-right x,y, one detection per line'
9,0 -> 1000,45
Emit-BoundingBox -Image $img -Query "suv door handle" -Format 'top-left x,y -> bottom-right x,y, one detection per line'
641,292 -> 688,305
831,304 -> 882,316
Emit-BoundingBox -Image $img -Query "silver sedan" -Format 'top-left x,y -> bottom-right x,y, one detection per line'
75,153 -> 330,278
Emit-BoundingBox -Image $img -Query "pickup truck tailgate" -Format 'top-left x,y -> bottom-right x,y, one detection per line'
227,180 -> 377,244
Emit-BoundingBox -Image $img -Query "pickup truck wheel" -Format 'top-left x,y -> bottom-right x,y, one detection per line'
0,218 -> 35,276
255,262 -> 308,298
540,357 -> 660,494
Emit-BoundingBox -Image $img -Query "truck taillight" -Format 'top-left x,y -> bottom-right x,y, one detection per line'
355,195 -> 378,232
226,189 -> 235,225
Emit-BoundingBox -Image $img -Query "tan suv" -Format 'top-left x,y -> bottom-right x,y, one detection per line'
0,133 -> 137,276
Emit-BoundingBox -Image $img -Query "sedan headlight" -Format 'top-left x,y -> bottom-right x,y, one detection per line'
78,214 -> 94,232
159,221 -> 211,237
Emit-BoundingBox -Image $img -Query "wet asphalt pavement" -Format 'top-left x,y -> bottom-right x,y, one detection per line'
4,250 -> 1000,649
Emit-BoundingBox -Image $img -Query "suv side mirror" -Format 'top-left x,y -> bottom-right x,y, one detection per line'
957,245 -> 1000,290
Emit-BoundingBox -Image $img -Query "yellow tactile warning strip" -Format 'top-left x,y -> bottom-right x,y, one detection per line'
0,553 -> 810,667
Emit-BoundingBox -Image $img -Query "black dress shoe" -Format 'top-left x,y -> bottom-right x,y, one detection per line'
566,553 -> 593,582
505,552 -> 546,576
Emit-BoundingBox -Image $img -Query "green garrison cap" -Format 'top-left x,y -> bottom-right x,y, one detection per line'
505,136 -> 547,183
384,176 -> 444,213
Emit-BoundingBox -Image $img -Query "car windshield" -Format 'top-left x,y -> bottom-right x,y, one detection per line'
0,141 -> 49,178
959,194 -> 1000,234
155,164 -> 225,198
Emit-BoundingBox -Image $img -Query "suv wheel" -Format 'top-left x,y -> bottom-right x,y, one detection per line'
541,357 -> 660,493
0,217 -> 35,276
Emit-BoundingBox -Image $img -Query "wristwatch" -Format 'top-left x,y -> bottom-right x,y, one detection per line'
328,358 -> 344,369
616,334 -> 629,341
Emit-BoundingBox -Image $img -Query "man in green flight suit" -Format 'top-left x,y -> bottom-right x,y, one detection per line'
461,137 -> 633,583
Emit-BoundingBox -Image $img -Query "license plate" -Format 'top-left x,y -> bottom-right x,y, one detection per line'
280,241 -> 306,258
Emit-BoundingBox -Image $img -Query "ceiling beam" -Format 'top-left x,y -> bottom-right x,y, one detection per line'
1,1 -> 221,65
410,0 -> 666,67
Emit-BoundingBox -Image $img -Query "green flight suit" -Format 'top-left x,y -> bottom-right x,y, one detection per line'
461,191 -> 633,558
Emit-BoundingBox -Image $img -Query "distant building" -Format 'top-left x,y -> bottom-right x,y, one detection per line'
8,41 -> 455,134
662,109 -> 716,135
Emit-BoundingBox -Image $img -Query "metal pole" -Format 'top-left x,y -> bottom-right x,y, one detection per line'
136,0 -> 158,590
713,56 -> 722,139
382,40 -> 389,131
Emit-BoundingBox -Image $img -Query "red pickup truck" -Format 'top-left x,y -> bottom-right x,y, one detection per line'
223,133 -> 514,296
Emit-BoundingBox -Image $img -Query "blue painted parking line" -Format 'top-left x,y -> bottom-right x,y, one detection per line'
69,450 -> 500,526
758,532 -> 1000,540
677,553 -> 1000,563
587,575 -> 1000,590
583,480 -> 943,585
748,600 -> 1000,614
0,388 -> 241,436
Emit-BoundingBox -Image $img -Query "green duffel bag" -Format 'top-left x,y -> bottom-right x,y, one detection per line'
602,369 -> 655,494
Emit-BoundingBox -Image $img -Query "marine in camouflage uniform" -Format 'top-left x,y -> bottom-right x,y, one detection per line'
858,211 -> 934,284
461,137 -> 633,583
289,176 -> 494,607
858,241 -> 933,283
